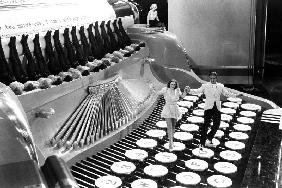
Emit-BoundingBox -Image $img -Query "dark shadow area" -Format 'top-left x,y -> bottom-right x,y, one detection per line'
226,79 -> 282,108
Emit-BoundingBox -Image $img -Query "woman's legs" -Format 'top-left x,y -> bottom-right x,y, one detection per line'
166,118 -> 176,150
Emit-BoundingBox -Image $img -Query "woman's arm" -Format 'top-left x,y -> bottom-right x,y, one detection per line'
156,87 -> 166,95
156,12 -> 159,21
147,10 -> 151,25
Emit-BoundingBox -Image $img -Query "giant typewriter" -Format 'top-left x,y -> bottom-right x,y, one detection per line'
0,0 -> 281,187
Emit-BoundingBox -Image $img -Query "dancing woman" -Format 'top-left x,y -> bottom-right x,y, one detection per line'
157,79 -> 189,151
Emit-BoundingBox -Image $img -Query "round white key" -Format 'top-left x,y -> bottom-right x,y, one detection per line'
185,159 -> 209,171
221,108 -> 236,115
146,129 -> 166,138
111,161 -> 136,175
177,101 -> 193,108
207,175 -> 232,188
136,138 -> 157,149
229,132 -> 249,141
214,162 -> 237,174
219,121 -> 230,129
155,152 -> 177,163
240,111 -> 256,117
174,132 -> 193,141
192,147 -> 214,159
156,121 -> 167,128
131,179 -> 157,188
193,109 -> 204,116
95,175 -> 122,188
184,95 -> 199,102
144,164 -> 168,177
164,142 -> 186,151
227,97 -> 242,103
233,124 -> 252,132
223,102 -> 239,109
176,172 -> 201,185
125,149 -> 148,161
180,123 -> 199,132
237,117 -> 254,124
225,141 -> 245,150
187,116 -> 204,124
220,150 -> 242,161
221,114 -> 233,122
241,103 -> 261,111
198,103 -> 205,109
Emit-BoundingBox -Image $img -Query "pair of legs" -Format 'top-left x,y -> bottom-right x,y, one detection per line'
200,104 -> 221,146
165,118 -> 177,150
149,19 -> 159,27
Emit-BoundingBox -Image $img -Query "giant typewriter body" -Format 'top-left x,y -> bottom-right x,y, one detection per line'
0,0 -> 281,187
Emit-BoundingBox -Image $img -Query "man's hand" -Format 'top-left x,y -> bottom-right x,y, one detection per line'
185,86 -> 190,93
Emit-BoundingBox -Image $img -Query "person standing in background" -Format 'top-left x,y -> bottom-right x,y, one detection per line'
147,3 -> 160,27
186,72 -> 243,149
157,79 -> 189,151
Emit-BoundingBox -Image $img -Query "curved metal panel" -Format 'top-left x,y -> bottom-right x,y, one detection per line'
0,83 -> 38,165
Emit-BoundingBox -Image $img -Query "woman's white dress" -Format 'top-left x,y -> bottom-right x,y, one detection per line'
160,87 -> 182,119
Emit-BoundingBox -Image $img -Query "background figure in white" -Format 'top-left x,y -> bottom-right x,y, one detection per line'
147,3 -> 160,27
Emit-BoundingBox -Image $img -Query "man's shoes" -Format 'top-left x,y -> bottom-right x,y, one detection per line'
205,139 -> 215,147
198,144 -> 204,151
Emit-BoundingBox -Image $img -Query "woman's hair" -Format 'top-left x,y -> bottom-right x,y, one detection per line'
209,71 -> 217,77
150,3 -> 157,10
167,79 -> 178,89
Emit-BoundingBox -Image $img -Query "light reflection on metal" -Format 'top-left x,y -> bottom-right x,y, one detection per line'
0,83 -> 38,164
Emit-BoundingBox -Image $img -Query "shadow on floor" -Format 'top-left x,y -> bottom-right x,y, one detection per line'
227,74 -> 282,108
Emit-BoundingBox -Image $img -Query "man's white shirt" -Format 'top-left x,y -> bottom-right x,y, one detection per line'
189,82 -> 237,110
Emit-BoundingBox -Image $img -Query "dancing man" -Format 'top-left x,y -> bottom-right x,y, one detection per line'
186,72 -> 242,149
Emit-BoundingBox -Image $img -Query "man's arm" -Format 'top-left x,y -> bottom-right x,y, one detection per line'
179,87 -> 187,98
222,86 -> 242,98
186,85 -> 204,95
